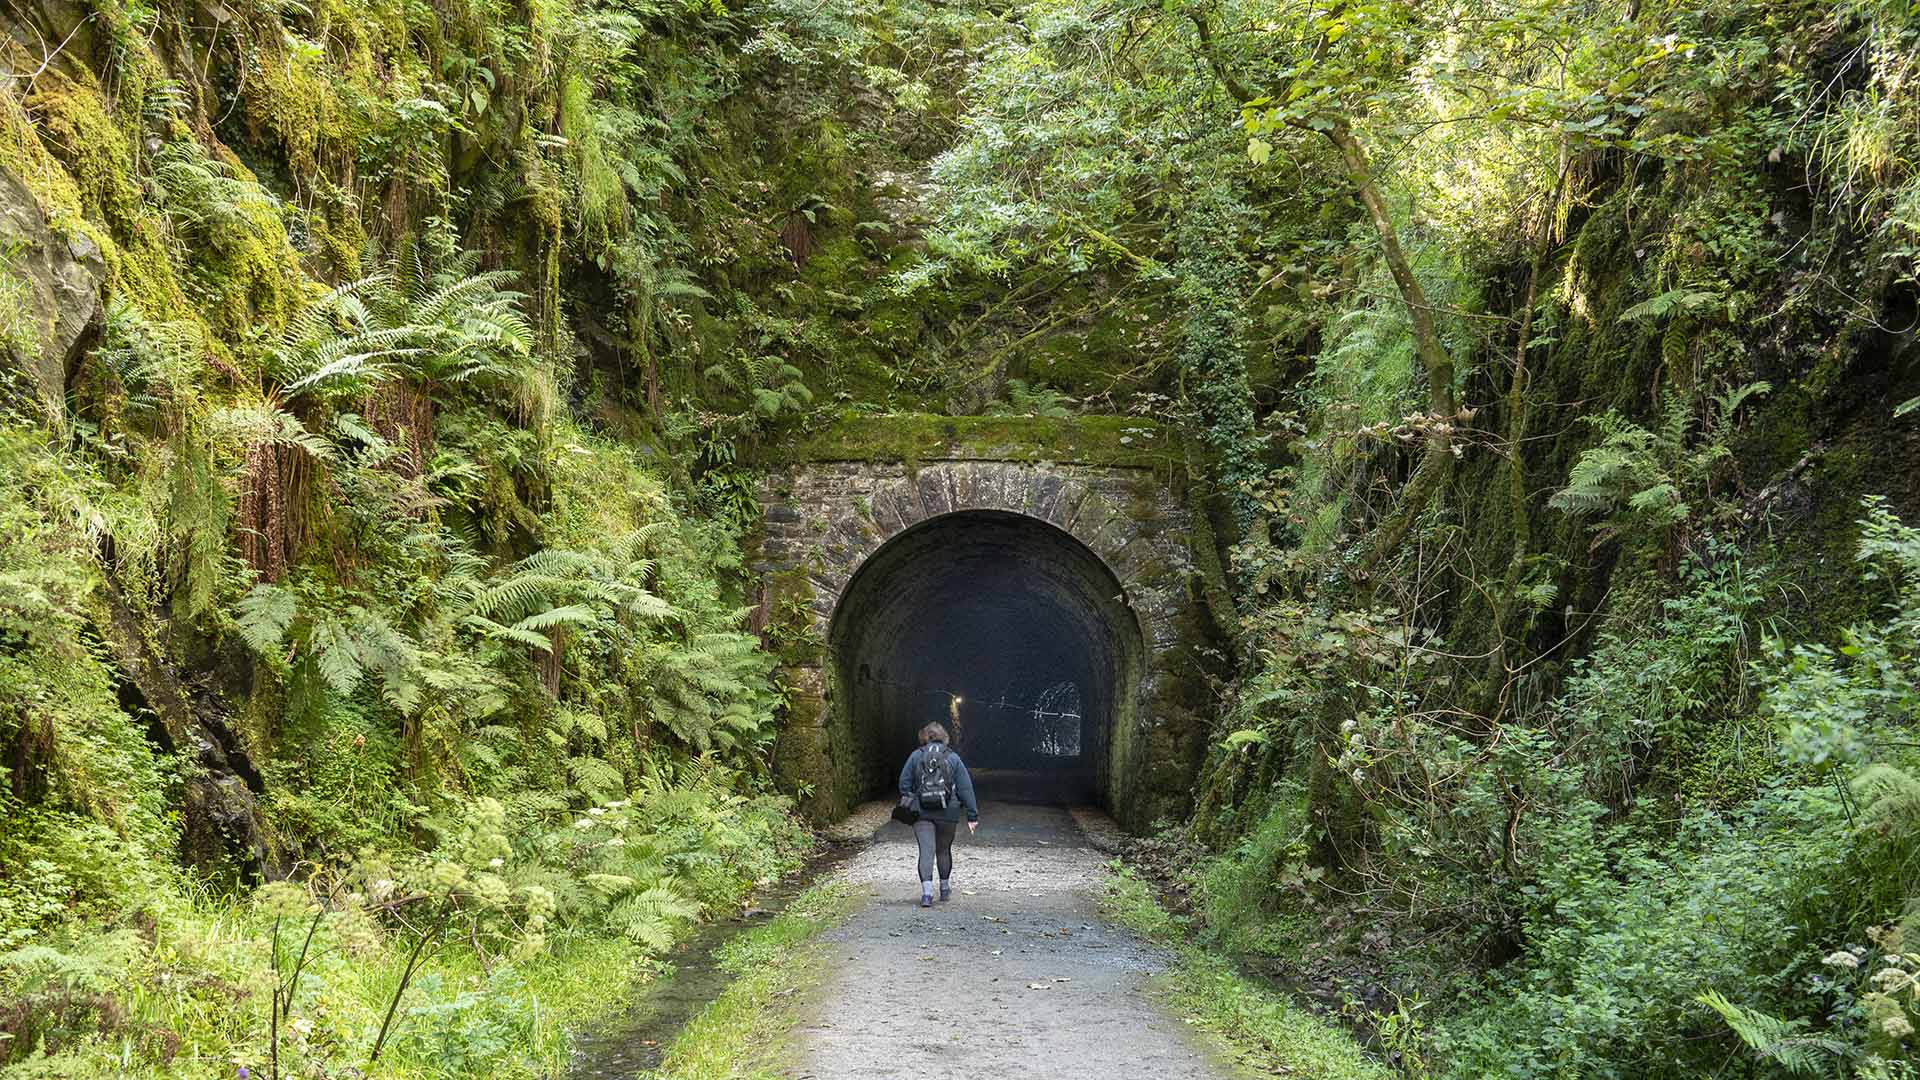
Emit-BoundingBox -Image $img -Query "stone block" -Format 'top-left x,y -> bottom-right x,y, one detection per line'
916,468 -> 952,518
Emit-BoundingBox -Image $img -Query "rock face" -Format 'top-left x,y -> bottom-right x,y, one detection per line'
0,166 -> 105,421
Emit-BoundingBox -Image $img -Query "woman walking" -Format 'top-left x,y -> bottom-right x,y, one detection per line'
899,722 -> 979,907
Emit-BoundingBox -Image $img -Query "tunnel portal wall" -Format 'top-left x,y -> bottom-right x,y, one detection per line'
752,427 -> 1224,833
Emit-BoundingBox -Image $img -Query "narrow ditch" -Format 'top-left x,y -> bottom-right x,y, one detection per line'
564,838 -> 856,1078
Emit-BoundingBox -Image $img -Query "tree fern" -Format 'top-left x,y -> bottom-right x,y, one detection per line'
515,603 -> 601,633
271,254 -> 537,407
461,613 -> 555,651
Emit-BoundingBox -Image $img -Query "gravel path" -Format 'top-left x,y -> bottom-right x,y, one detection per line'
783,800 -> 1247,1079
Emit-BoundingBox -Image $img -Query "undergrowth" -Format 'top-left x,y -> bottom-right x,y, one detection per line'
1101,866 -> 1390,1080
643,881 -> 855,1080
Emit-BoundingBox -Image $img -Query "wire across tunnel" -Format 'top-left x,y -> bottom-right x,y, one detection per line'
828,510 -> 1145,807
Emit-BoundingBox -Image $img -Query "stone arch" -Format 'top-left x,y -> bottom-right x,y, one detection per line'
797,462 -> 1157,641
827,506 -> 1148,810
755,455 -> 1220,831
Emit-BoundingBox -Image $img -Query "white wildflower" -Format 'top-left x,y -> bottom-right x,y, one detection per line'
588,807 -> 607,816
574,818 -> 594,830
1873,967 -> 1908,990
488,857 -> 504,868
606,838 -> 626,847
1884,1014 -> 1914,1040
1824,950 -> 1861,970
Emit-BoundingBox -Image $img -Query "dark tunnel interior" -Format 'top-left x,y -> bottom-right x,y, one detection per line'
830,510 -> 1144,807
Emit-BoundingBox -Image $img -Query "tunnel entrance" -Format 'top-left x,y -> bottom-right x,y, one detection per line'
829,510 -> 1145,808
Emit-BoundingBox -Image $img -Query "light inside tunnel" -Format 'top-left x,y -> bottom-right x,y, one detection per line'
829,510 -> 1144,806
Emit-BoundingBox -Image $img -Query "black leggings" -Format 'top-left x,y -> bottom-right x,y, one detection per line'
913,820 -> 957,883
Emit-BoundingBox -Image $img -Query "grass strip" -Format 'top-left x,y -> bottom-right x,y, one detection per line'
1102,865 -> 1391,1080
645,881 -> 855,1079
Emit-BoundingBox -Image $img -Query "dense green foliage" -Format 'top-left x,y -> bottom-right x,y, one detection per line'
904,0 -> 1920,1076
5,0 -> 1920,1075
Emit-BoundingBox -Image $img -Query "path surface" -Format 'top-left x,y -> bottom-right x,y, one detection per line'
785,800 -> 1245,1079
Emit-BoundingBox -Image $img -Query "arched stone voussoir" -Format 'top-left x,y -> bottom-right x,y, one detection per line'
1065,489 -> 1117,539
914,468 -> 954,519
1040,479 -> 1091,530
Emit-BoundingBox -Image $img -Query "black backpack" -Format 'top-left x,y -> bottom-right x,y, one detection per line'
916,743 -> 957,809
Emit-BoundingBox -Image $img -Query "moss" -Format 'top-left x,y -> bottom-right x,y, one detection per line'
23,71 -> 143,231
1016,291 -> 1171,401
773,720 -> 842,820
768,411 -> 1183,469
6,69 -> 229,362
764,567 -> 825,667
308,177 -> 369,278
0,82 -> 84,220
183,186 -> 311,341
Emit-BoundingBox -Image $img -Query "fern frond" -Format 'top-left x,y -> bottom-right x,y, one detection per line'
1619,288 -> 1726,324
309,618 -> 367,695
568,755 -> 623,798
1695,990 -> 1849,1074
1854,764 -> 1920,834
514,604 -> 600,632
234,584 -> 297,655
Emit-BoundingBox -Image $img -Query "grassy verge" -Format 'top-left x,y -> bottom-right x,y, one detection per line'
1101,865 -> 1391,1080
0,893 -> 660,1080
645,881 -> 856,1080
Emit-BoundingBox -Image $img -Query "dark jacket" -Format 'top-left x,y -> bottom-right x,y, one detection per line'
900,742 -> 979,823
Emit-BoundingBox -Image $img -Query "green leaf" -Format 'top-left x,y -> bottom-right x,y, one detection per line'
234,585 -> 297,655
1618,288 -> 1725,324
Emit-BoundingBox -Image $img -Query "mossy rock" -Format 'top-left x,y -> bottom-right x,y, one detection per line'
767,411 -> 1184,469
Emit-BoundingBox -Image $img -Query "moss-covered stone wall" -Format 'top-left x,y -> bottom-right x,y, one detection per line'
749,415 -> 1222,830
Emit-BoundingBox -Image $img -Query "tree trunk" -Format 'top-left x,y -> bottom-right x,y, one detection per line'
1315,120 -> 1459,575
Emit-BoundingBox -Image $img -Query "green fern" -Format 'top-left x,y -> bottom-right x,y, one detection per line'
1695,990 -> 1850,1074
987,379 -> 1075,418
234,584 -> 297,654
606,884 -> 704,950
704,353 -> 813,421
1854,764 -> 1920,834
1550,383 -> 1769,534
149,141 -> 277,245
272,254 -> 538,413
568,755 -> 624,799
1618,288 -> 1727,324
